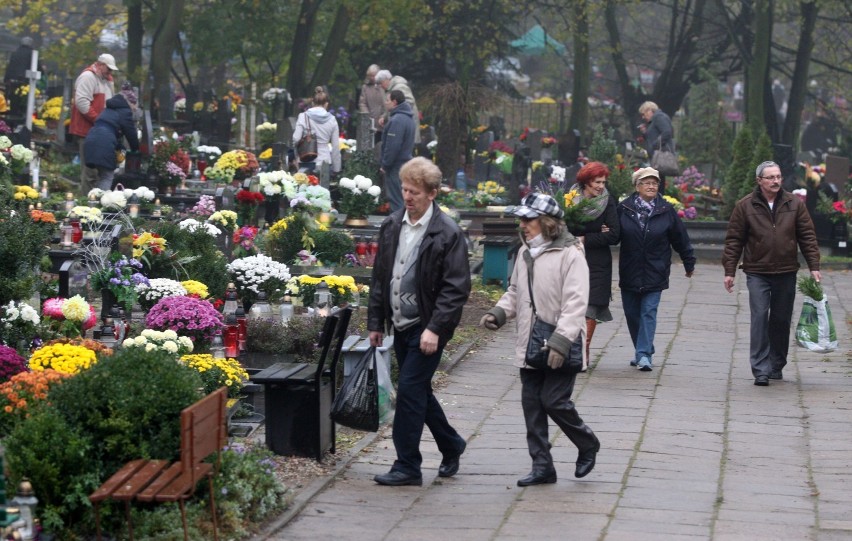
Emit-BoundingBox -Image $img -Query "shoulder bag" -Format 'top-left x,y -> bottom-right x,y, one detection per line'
296,115 -> 318,162
523,257 -> 583,373
650,139 -> 679,177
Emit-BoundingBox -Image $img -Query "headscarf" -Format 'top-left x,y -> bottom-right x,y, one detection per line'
567,182 -> 609,220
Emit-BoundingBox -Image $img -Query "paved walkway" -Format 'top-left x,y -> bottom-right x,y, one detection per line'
256,264 -> 851,541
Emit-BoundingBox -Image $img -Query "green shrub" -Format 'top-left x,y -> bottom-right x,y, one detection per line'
214,443 -> 288,529
152,221 -> 230,299
341,149 -> 380,180
313,228 -> 355,266
4,348 -> 203,537
247,316 -> 326,362
0,203 -> 54,305
723,124 -> 756,218
265,213 -> 314,264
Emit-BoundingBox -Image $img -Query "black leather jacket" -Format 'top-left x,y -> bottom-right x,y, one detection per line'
368,203 -> 471,347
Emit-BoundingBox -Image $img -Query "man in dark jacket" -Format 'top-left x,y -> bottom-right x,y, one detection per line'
722,161 -> 821,386
368,157 -> 470,486
380,89 -> 416,212
3,37 -> 34,117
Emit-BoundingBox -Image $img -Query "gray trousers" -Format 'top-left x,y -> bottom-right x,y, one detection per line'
520,368 -> 598,471
746,272 -> 797,377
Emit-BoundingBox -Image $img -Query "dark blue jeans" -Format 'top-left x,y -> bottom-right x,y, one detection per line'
745,272 -> 797,377
384,164 -> 404,213
621,289 -> 662,364
390,324 -> 464,477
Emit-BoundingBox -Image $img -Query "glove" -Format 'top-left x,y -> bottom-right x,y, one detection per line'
480,314 -> 499,330
547,348 -> 565,369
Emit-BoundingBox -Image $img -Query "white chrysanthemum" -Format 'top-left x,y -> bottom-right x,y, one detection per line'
101,191 -> 127,209
20,304 -> 39,324
163,341 -> 178,353
367,185 -> 381,197
163,329 -> 178,340
122,338 -> 135,347
339,177 -> 356,191
179,337 -> 194,351
354,175 -> 372,190
134,336 -> 147,346
145,343 -> 157,352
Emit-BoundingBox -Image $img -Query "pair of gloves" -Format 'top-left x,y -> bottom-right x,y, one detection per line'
479,314 -> 565,369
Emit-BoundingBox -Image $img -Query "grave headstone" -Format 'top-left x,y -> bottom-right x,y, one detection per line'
58,259 -> 88,299
557,129 -> 582,166
356,112 -> 374,154
141,110 -> 154,157
473,131 -> 494,183
488,116 -> 505,141
417,126 -> 436,158
527,129 -> 544,162
825,155 -> 850,200
510,144 -> 530,203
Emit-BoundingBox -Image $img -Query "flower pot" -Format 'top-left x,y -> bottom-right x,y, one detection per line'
264,198 -> 281,224
100,288 -> 117,321
344,216 -> 370,227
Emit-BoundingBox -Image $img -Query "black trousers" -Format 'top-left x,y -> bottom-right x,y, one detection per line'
390,324 -> 465,476
520,368 -> 598,470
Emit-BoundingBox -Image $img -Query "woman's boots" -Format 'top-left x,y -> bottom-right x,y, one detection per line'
583,318 -> 597,371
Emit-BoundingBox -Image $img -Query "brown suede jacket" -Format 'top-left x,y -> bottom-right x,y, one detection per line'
722,187 -> 820,276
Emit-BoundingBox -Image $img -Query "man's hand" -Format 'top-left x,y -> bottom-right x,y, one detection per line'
369,330 -> 384,347
547,348 -> 565,369
420,328 -> 439,355
724,276 -> 735,293
378,117 -> 385,128
811,270 -> 822,283
480,314 -> 498,330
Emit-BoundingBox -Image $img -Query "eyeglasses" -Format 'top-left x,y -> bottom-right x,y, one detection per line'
760,175 -> 783,181
638,180 -> 659,187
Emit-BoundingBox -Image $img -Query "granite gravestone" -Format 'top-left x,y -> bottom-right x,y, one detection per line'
58,259 -> 88,299
473,131 -> 494,183
526,129 -> 544,162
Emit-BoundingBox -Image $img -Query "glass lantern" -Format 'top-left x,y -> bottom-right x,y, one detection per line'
314,281 -> 331,317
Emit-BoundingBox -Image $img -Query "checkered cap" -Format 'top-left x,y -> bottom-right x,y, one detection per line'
509,193 -> 564,220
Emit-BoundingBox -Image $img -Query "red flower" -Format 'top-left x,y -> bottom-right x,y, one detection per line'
236,190 -> 265,205
685,194 -> 695,203
308,175 -> 320,186
832,201 -> 847,214
212,298 -> 224,310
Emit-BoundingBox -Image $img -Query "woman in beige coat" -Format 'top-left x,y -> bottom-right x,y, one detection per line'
481,193 -> 600,486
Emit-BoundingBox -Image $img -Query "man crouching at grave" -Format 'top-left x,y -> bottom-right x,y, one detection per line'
368,157 -> 471,486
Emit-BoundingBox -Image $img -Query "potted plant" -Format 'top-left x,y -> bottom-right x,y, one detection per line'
337,175 -> 381,225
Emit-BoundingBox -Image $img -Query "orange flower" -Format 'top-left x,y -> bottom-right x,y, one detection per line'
4,406 -> 11,413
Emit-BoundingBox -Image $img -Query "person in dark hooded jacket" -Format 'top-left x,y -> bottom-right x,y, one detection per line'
380,89 -> 416,212
83,82 -> 139,190
618,167 -> 695,372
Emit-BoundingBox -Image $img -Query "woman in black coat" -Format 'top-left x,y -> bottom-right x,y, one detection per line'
566,161 -> 620,371
83,83 -> 139,190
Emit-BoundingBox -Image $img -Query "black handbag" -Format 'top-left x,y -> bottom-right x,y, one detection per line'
330,346 -> 379,431
296,115 -> 318,162
524,257 -> 583,374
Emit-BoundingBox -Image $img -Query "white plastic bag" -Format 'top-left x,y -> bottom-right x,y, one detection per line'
796,295 -> 838,352
375,352 -> 396,424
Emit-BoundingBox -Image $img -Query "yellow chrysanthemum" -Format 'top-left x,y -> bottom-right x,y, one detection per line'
60,295 -> 91,322
181,280 -> 209,299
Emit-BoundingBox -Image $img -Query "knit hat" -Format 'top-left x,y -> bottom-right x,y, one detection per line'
508,193 -> 564,220
119,81 -> 137,106
632,167 -> 660,187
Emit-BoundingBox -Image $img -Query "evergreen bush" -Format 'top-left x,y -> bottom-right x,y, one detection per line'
153,221 -> 230,299
723,125 -> 756,218
312,228 -> 355,266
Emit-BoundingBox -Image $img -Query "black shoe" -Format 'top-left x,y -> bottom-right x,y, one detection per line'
438,440 -> 466,478
517,469 -> 557,487
374,471 -> 423,486
769,370 -> 783,380
575,440 -> 600,478
754,375 -> 769,386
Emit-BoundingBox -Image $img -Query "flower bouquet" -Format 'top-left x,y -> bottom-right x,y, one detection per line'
232,225 -> 260,258
236,189 -> 265,225
293,172 -> 320,186
90,255 -> 149,313
135,278 -> 187,312
29,342 -> 97,374
188,194 -> 217,217
122,329 -> 194,357
69,205 -> 104,225
257,170 -> 297,199
161,161 -> 188,188
181,280 -> 209,299
208,210 -> 238,231
151,139 -> 191,180
286,274 -> 358,307
1,300 -> 41,353
180,354 -> 249,398
145,296 -> 224,346
337,175 -> 381,218
11,184 -> 39,205
29,209 -> 56,225
0,345 -> 28,384
41,296 -> 97,338
227,254 -> 291,305
291,184 -> 332,214
216,149 -> 259,181
471,181 -> 506,207
43,337 -> 113,357
256,122 -> 277,147
8,144 -> 33,177
178,218 -> 221,237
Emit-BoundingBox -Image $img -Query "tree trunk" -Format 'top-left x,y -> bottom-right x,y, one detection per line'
605,1 -> 642,122
286,0 -> 322,113
127,1 -> 144,80
308,3 -> 353,92
745,0 -> 772,135
781,0 -> 818,150
569,1 -> 590,134
150,0 -> 186,123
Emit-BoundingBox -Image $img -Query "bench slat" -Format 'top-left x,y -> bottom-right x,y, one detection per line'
136,461 -> 183,502
112,460 -> 170,501
89,459 -> 148,503
154,464 -> 214,502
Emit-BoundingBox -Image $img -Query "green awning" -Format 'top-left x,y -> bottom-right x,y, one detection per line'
510,25 -> 566,56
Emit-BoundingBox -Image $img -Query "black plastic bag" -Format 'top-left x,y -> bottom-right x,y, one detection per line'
331,346 -> 379,431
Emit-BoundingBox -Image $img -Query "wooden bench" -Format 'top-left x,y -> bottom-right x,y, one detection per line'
89,387 -> 228,541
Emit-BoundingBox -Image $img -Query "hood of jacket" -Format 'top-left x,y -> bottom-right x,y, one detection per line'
390,101 -> 413,119
306,106 -> 335,124
106,94 -> 131,110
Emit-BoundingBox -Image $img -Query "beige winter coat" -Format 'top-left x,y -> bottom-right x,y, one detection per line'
487,232 -> 589,369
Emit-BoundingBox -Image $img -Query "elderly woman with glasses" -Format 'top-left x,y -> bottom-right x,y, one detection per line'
618,167 -> 696,372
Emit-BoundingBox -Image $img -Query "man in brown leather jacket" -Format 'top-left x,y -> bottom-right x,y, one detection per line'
722,160 -> 821,386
